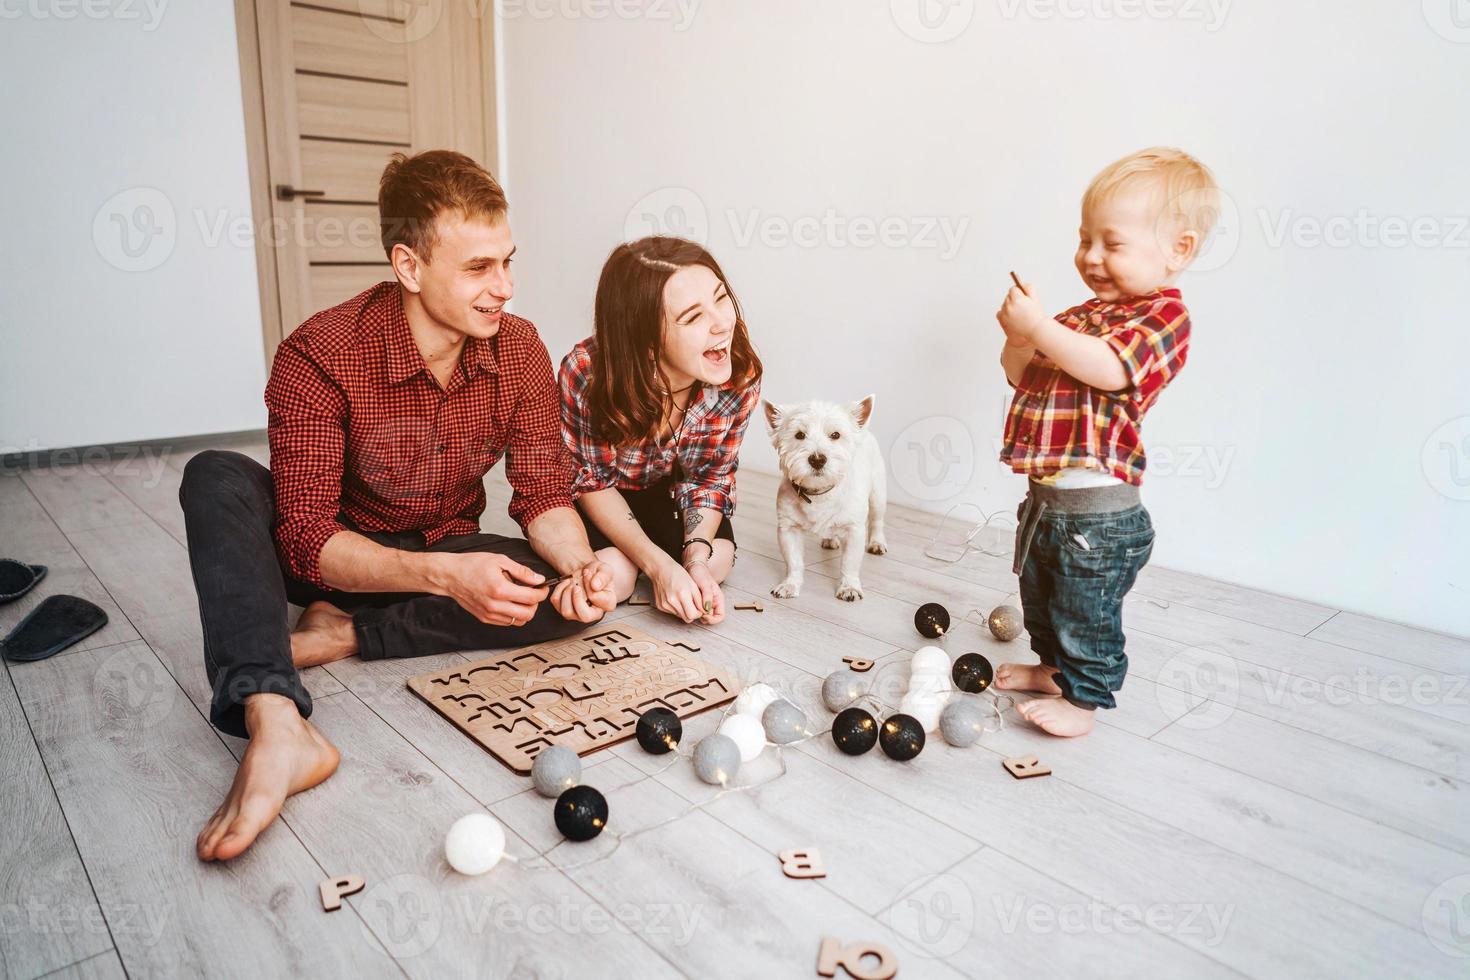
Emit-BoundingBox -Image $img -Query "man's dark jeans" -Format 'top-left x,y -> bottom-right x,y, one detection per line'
179,450 -> 583,738
1014,486 -> 1155,710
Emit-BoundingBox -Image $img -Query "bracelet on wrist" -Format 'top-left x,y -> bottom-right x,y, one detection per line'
682,536 -> 715,563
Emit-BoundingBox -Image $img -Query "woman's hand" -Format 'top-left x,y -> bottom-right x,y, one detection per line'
650,558 -> 705,623
685,560 -> 726,624
548,559 -> 616,624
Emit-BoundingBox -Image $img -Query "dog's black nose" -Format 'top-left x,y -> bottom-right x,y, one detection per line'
808,453 -> 827,471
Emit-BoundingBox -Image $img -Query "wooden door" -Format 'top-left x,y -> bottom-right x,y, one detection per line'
236,0 -> 497,365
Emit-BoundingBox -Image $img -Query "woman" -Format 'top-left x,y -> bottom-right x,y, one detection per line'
559,237 -> 762,625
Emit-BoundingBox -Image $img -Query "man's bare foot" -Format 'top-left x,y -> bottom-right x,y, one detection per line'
1018,697 -> 1096,737
995,663 -> 1063,695
197,694 -> 339,861
290,601 -> 357,668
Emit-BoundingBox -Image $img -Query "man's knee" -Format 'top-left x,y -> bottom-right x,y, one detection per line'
180,450 -> 271,515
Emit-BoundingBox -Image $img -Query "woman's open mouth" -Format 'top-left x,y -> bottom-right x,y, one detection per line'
703,341 -> 730,365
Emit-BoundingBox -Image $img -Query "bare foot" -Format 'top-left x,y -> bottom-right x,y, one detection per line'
197,694 -> 340,861
995,663 -> 1063,695
290,601 -> 357,668
1018,698 -> 1096,737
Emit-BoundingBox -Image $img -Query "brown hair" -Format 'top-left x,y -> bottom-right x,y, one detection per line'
378,150 -> 508,261
587,237 -> 762,445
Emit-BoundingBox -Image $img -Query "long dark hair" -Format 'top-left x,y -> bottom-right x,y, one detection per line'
587,236 -> 762,444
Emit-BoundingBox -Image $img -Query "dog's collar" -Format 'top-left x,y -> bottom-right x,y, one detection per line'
790,480 -> 835,503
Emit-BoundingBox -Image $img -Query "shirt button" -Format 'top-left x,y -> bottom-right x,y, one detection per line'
437,444 -> 447,453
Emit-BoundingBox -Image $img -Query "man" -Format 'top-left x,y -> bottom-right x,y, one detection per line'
180,150 -> 615,862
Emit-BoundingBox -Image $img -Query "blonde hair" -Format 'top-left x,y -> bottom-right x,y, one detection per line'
1083,147 -> 1221,239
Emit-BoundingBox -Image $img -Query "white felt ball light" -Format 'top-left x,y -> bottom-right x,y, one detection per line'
734,682 -> 780,719
907,671 -> 953,698
717,712 -> 767,762
910,646 -> 951,676
444,812 -> 506,876
900,690 -> 951,733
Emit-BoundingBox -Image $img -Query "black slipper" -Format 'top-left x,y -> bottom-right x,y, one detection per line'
1,595 -> 108,663
0,560 -> 47,604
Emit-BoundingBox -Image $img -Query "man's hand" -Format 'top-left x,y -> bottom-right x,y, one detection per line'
548,559 -> 616,623
686,561 -> 726,625
997,281 -> 1048,345
431,552 -> 549,626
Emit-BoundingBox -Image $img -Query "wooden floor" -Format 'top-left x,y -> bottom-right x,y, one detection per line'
3,432 -> 1468,979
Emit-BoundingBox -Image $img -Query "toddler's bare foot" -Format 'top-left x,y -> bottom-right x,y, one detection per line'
1018,697 -> 1096,737
995,663 -> 1062,695
290,601 -> 357,668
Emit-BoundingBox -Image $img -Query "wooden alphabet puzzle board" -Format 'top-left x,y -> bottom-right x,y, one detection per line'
406,624 -> 740,774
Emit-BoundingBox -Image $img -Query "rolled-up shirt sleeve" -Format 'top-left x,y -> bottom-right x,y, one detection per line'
1102,296 -> 1191,410
505,335 -> 577,530
265,343 -> 350,587
557,348 -> 620,499
675,381 -> 761,518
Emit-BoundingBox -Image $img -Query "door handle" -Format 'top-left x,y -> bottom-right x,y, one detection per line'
276,184 -> 327,201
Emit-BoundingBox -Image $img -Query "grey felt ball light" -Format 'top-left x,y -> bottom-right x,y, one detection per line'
822,670 -> 864,712
693,733 -> 742,785
987,604 -> 1024,642
939,698 -> 988,747
530,745 -> 581,798
761,699 -> 808,744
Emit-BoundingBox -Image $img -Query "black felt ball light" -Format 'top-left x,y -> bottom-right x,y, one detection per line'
951,652 -> 995,694
914,602 -> 951,639
831,707 -> 879,756
879,713 -> 926,761
554,785 -> 609,842
635,707 -> 682,754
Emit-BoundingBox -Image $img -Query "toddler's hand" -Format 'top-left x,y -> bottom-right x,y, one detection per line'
997,282 -> 1047,344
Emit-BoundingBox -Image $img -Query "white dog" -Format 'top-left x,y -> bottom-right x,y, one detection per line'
763,395 -> 888,602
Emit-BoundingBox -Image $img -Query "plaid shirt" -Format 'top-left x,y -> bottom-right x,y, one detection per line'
1000,288 -> 1191,486
265,283 -> 575,586
558,338 -> 760,517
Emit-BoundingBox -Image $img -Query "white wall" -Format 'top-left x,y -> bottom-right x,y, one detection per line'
0,2 -> 267,454
498,1 -> 1470,637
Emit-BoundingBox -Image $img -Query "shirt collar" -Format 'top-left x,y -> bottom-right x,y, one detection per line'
384,287 -> 499,383
1089,286 -> 1182,314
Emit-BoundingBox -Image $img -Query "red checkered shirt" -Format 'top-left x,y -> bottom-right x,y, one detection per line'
265,282 -> 576,586
557,338 -> 760,517
1000,287 -> 1191,486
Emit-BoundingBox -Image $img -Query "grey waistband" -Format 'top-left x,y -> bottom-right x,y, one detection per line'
1024,479 -> 1140,514
1012,480 -> 1142,575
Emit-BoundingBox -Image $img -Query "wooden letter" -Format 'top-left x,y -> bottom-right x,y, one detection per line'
1003,755 -> 1052,779
318,874 -> 365,912
816,936 -> 898,980
778,848 -> 827,879
842,656 -> 874,673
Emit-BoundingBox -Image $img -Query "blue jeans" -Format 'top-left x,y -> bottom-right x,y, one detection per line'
1014,489 -> 1155,710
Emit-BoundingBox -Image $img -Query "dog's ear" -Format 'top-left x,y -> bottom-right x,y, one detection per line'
851,394 -> 876,428
762,400 -> 782,432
